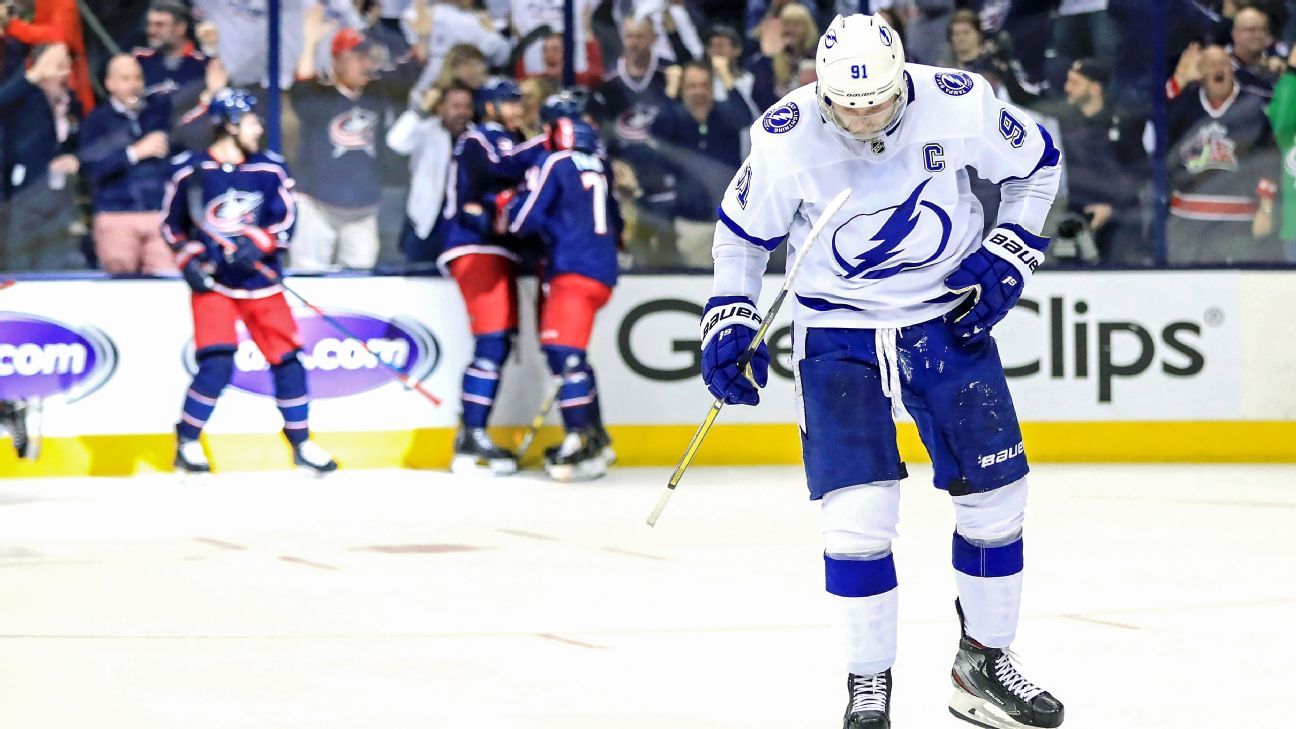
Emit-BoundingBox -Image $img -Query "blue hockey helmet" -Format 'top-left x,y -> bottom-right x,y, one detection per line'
477,76 -> 523,112
539,89 -> 588,125
209,88 -> 258,127
545,116 -> 601,154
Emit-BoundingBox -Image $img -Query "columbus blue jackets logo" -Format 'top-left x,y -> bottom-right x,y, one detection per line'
934,71 -> 974,96
205,189 -> 265,233
329,107 -> 378,157
763,102 -> 800,134
830,178 -> 952,280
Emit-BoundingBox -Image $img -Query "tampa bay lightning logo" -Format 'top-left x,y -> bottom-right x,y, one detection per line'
830,178 -> 953,280
205,188 -> 265,233
879,26 -> 893,47
824,29 -> 838,48
762,102 -> 800,134
934,71 -> 974,96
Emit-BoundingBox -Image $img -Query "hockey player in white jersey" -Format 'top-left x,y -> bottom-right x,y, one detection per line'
699,14 -> 1064,729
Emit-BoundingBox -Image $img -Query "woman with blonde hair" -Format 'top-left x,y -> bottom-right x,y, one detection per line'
751,2 -> 820,101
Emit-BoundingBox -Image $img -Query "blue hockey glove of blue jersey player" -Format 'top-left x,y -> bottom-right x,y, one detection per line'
224,227 -> 278,272
180,258 -> 216,293
944,223 -> 1048,345
700,296 -> 770,406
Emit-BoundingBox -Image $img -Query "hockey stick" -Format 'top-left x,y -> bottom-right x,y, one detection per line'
516,375 -> 561,460
647,187 -> 853,527
202,228 -> 444,407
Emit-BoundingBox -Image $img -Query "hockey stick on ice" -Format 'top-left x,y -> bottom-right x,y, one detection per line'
647,187 -> 853,527
515,375 -> 561,460
201,227 -> 444,407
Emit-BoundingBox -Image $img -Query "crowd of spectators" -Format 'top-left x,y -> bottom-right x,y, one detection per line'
2,0 -> 1296,273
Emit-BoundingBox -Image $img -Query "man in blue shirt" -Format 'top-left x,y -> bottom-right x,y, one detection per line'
80,54 -> 175,274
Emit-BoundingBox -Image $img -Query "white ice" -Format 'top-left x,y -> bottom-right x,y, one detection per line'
1,463 -> 1293,728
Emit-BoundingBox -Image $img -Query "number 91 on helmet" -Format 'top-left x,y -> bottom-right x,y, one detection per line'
816,14 -> 908,142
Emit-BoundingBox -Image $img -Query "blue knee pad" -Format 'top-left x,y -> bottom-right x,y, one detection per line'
272,352 -> 310,445
544,345 -> 596,431
178,346 -> 235,440
475,331 -> 513,366
461,331 -> 514,428
192,347 -> 236,396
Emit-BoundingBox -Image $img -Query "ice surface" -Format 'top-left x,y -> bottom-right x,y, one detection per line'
1,464 -> 1293,728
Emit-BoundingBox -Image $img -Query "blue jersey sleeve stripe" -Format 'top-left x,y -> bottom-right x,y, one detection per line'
716,205 -> 785,251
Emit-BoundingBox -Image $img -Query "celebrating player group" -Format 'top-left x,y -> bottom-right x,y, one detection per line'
698,13 -> 1065,729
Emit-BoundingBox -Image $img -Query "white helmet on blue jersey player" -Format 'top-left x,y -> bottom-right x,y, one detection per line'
815,14 -> 907,142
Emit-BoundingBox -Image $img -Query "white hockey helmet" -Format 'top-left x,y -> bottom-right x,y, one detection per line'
816,14 -> 908,141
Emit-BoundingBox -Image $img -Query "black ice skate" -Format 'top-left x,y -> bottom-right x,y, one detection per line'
543,430 -> 608,482
451,427 -> 518,476
0,400 -> 30,459
175,437 -> 211,474
949,601 -> 1064,729
590,425 -> 616,465
293,440 -> 338,476
843,670 -> 891,729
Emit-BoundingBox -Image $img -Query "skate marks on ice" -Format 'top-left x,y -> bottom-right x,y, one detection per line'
0,464 -> 1292,728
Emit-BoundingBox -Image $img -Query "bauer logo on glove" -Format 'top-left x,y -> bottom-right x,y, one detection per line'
944,223 -> 1048,345
699,296 -> 770,406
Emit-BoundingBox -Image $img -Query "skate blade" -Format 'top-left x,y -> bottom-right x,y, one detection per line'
545,458 -> 608,483
948,689 -> 1031,729
450,454 -> 517,477
297,464 -> 336,478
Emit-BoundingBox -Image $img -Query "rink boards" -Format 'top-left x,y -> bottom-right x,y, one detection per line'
1,271 -> 1293,476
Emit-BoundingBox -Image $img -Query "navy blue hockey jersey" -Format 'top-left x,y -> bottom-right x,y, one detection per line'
438,122 -> 546,267
133,47 -> 207,97
508,149 -> 622,287
161,149 -> 296,294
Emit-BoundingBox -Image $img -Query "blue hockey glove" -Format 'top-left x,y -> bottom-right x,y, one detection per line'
944,224 -> 1048,345
700,296 -> 770,406
225,227 -> 277,272
180,258 -> 216,294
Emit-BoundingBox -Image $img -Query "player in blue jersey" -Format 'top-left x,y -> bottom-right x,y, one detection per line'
505,94 -> 621,481
701,15 -> 1065,729
441,76 -> 547,476
161,89 -> 337,476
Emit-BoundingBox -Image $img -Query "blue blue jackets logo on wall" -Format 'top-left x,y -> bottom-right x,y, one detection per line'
879,26 -> 893,47
934,71 -> 974,96
763,102 -> 800,134
830,178 -> 953,280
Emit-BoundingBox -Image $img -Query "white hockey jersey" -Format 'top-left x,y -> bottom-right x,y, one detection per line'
712,64 -> 1061,329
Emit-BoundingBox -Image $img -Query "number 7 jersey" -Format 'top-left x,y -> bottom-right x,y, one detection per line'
509,149 -> 623,287
715,64 -> 1062,328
